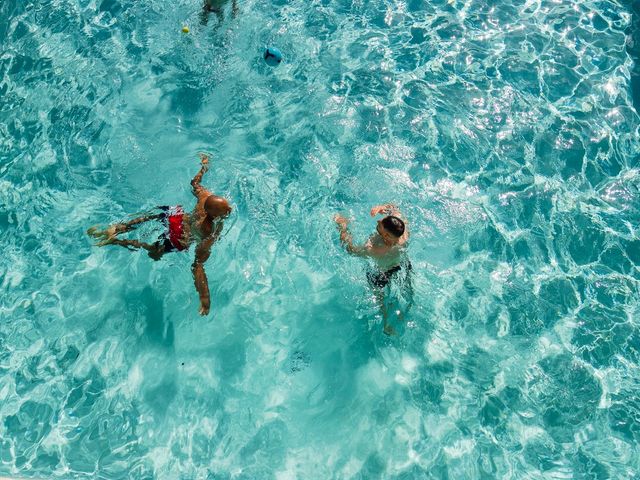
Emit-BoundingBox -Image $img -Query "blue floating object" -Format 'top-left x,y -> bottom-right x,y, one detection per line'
264,47 -> 283,66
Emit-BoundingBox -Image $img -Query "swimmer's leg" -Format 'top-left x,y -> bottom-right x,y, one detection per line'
404,270 -> 415,313
367,269 -> 397,335
201,0 -> 224,25
118,213 -> 164,232
388,264 -> 414,324
96,237 -> 149,249
200,2 -> 210,25
95,236 -> 163,257
399,263 -> 415,319
373,289 -> 395,336
87,213 -> 163,241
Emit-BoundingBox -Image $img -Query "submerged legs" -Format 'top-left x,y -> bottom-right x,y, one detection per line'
373,289 -> 396,336
87,212 -> 165,257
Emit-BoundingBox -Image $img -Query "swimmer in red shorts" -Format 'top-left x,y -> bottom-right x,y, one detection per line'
87,154 -> 231,315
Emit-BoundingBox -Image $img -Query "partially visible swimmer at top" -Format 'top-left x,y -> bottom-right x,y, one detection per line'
335,204 -> 413,335
201,0 -> 238,25
87,154 -> 231,316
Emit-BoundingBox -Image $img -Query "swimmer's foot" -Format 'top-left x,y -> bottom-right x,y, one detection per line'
86,226 -> 104,238
87,225 -> 121,245
383,324 -> 397,336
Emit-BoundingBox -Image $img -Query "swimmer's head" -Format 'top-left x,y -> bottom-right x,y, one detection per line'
378,215 -> 405,240
205,195 -> 232,218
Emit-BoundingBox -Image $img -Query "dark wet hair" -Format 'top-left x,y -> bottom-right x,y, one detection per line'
381,215 -> 405,237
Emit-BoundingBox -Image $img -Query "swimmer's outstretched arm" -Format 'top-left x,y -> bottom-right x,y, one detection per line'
191,154 -> 211,197
192,223 -> 223,315
334,214 -> 368,257
192,237 -> 214,315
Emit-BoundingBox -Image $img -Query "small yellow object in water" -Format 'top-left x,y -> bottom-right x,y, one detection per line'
182,26 -> 190,33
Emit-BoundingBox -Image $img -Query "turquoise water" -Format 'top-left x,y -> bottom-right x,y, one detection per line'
1,0 -> 640,478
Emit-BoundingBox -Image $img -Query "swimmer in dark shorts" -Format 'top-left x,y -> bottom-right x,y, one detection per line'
87,154 -> 231,316
335,204 -> 413,335
201,0 -> 238,25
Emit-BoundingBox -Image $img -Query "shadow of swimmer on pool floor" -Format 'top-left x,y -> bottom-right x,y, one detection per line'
334,204 -> 414,336
87,154 -> 231,316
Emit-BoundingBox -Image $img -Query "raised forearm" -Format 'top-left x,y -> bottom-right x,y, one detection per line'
191,165 -> 208,189
338,227 -> 364,255
339,227 -> 353,249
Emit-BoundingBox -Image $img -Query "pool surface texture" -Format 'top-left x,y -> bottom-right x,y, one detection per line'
1,0 -> 640,478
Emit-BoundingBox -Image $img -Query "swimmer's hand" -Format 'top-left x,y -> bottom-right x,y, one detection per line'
198,153 -> 210,169
335,214 -> 366,256
370,204 -> 396,217
199,299 -> 210,316
334,214 -> 350,229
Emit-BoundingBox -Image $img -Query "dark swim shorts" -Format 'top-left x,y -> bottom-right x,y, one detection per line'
367,262 -> 413,289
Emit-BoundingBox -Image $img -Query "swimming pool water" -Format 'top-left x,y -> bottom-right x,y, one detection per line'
1,0 -> 639,478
